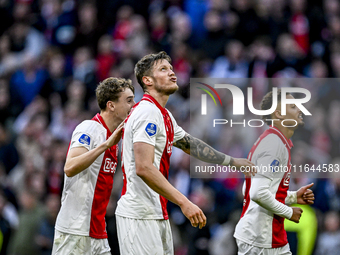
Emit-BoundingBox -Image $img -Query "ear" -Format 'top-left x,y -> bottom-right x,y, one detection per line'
106,101 -> 115,112
273,109 -> 284,120
142,76 -> 153,86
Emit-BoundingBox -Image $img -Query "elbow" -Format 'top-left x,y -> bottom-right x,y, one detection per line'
64,166 -> 74,177
136,164 -> 148,179
250,192 -> 260,204
249,188 -> 263,204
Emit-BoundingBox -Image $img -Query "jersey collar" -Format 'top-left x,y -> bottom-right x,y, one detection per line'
141,94 -> 167,115
269,126 -> 293,149
92,113 -> 112,136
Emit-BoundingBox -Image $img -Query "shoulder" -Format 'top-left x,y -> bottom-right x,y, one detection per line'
261,133 -> 283,147
256,133 -> 286,156
74,120 -> 105,135
130,101 -> 162,121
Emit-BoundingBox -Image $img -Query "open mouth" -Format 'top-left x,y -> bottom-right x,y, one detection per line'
170,77 -> 177,82
298,113 -> 303,120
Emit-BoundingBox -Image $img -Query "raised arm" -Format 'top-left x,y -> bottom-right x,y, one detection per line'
64,122 -> 124,177
173,133 -> 255,173
134,141 -> 206,229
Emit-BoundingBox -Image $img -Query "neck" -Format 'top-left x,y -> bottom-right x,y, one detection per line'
145,90 -> 169,108
100,111 -> 120,132
274,124 -> 294,140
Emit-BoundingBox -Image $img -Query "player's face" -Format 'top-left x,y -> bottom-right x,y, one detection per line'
150,59 -> 178,95
114,88 -> 135,122
282,94 -> 304,128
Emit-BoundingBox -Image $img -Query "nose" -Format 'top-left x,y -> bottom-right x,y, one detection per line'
169,69 -> 175,76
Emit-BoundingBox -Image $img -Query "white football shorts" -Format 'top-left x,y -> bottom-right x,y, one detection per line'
116,215 -> 174,255
52,230 -> 111,255
236,239 -> 292,255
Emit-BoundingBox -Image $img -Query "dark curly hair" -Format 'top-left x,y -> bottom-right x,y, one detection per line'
134,51 -> 171,92
95,77 -> 134,110
260,88 -> 291,125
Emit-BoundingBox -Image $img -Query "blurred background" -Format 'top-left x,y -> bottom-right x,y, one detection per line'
0,0 -> 339,254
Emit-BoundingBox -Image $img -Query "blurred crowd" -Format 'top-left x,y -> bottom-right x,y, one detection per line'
0,0 -> 340,254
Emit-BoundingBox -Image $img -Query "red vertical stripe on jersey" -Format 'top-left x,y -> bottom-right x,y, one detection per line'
158,110 -> 174,220
141,95 -> 174,219
89,114 -> 118,239
240,177 -> 252,218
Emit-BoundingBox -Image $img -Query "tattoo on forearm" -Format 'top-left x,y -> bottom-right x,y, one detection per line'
173,133 -> 226,164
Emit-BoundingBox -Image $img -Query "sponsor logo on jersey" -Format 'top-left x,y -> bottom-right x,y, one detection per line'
79,134 -> 90,145
167,141 -> 173,154
270,159 -> 280,172
103,158 -> 117,173
283,172 -> 291,186
145,123 -> 157,136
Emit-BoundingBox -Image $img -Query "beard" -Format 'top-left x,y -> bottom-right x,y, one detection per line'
291,119 -> 304,130
297,120 -> 305,128
154,82 -> 178,95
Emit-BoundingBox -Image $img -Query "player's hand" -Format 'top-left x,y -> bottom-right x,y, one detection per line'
296,183 -> 314,205
289,207 -> 303,223
105,121 -> 124,148
180,200 -> 207,229
231,158 -> 256,177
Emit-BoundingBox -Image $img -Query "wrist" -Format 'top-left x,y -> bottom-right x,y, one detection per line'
229,157 -> 234,166
287,207 -> 293,219
100,141 -> 110,151
177,195 -> 189,208
222,155 -> 232,166
292,191 -> 297,204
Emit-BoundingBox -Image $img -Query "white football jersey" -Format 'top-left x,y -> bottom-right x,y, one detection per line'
115,94 -> 186,220
55,114 -> 118,239
234,126 -> 294,248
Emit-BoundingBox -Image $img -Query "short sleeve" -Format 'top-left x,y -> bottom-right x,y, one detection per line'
69,122 -> 95,151
132,119 -> 159,146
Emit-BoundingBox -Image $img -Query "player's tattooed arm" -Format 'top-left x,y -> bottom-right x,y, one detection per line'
173,133 -> 228,164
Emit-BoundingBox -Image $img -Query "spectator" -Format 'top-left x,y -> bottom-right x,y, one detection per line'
0,21 -> 46,75
210,39 -> 248,78
96,34 -> 116,81
10,56 -> 49,112
75,2 -> 104,55
0,123 -> 19,175
35,194 -> 60,255
8,190 -> 45,255
315,211 -> 340,255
